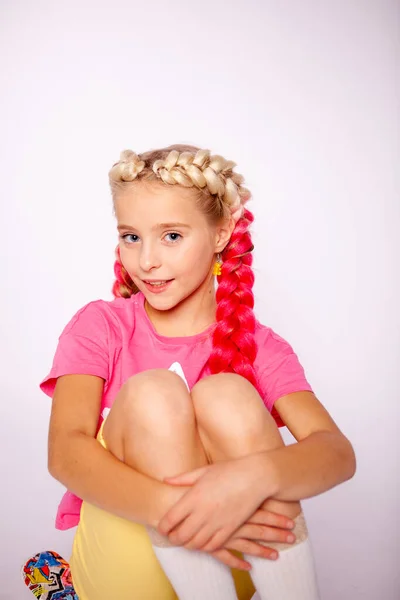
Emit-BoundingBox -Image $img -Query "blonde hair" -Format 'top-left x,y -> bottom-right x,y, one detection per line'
110,144 -> 250,215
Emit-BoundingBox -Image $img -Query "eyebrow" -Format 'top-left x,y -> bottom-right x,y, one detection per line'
117,222 -> 192,231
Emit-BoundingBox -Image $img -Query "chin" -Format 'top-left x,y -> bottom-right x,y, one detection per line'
146,296 -> 178,311
140,288 -> 179,311
143,288 -> 194,312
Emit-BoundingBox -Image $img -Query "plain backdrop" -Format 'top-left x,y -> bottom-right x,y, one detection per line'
1,1 -> 399,598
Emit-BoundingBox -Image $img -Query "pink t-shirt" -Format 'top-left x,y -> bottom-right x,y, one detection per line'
40,291 -> 313,530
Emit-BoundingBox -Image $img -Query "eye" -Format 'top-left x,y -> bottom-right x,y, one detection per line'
164,232 -> 182,243
121,233 -> 139,244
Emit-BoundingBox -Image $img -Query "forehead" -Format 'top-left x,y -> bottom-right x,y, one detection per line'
115,182 -> 201,219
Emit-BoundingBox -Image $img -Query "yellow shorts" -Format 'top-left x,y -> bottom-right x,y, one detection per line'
70,423 -> 255,600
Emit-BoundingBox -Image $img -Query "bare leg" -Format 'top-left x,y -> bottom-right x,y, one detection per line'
103,369 -> 208,480
191,373 -> 320,600
191,373 -> 301,520
102,369 -> 239,600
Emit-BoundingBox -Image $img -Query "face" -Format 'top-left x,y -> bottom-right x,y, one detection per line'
115,182 -> 231,311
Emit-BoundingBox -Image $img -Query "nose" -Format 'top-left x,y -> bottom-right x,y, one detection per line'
139,243 -> 161,272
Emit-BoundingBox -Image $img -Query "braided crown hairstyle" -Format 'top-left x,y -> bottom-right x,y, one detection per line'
108,144 -> 260,391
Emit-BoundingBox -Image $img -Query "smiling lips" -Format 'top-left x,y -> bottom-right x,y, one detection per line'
144,280 -> 170,286
143,279 -> 173,293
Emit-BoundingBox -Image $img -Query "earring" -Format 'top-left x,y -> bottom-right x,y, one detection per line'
212,254 -> 222,276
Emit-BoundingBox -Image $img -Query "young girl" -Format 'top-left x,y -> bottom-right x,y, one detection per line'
41,144 -> 356,600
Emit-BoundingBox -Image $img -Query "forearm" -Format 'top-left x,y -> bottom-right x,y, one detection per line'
261,431 -> 356,502
49,432 -> 179,528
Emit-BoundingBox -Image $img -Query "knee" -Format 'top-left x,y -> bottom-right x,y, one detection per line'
121,369 -> 194,432
192,373 -> 275,441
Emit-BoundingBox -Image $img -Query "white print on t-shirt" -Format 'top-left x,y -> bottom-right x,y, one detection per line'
101,362 -> 190,421
168,362 -> 190,391
102,407 -> 111,420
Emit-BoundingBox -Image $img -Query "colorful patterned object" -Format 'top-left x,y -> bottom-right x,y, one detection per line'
22,550 -> 78,599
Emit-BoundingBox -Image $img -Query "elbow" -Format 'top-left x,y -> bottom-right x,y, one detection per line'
48,453 -> 63,481
48,442 -> 67,482
340,435 -> 357,481
348,444 -> 357,480
48,430 -> 79,482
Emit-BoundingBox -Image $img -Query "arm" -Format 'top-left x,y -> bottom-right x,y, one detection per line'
157,390 -> 356,554
48,374 -> 178,528
259,391 -> 357,502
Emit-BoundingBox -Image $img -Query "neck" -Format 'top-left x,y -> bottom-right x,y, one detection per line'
144,276 -> 217,337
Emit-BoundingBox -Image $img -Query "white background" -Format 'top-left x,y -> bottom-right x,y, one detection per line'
1,1 -> 399,598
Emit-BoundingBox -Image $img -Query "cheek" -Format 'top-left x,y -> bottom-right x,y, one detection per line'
180,244 -> 212,277
118,246 -> 136,275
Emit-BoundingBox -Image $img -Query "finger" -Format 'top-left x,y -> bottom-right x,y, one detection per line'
225,538 -> 279,561
248,509 -> 295,529
211,549 -> 251,571
183,525 -> 219,551
164,466 -> 209,486
201,527 -> 235,553
168,514 -> 207,547
158,502 -> 190,536
236,523 -> 296,545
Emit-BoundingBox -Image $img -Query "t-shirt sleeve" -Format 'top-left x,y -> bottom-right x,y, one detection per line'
257,328 -> 313,414
40,301 -> 110,398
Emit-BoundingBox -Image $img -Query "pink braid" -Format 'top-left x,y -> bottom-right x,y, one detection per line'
207,208 -> 260,391
112,247 -> 138,298
208,209 -> 286,427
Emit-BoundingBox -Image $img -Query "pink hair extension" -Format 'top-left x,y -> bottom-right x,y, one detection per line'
208,209 -> 284,426
207,208 -> 260,391
112,247 -> 137,299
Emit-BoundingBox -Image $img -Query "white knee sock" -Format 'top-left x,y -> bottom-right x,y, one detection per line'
147,528 -> 237,599
244,512 -> 320,600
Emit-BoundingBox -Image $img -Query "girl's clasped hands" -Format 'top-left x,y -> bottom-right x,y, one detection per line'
158,453 -> 295,571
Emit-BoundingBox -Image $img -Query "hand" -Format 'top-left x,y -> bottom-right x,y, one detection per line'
158,485 -> 284,571
158,480 -> 295,572
212,504 -> 296,571
158,454 -> 277,552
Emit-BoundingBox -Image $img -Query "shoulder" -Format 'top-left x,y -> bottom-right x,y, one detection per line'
59,295 -> 138,340
254,320 -> 313,412
40,295 -> 140,397
254,321 -> 295,360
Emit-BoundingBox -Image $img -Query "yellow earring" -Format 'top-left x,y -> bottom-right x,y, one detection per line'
213,254 -> 222,276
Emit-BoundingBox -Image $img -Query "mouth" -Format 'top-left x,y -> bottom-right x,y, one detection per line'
142,279 -> 174,293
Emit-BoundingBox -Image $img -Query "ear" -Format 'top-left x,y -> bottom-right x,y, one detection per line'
214,217 -> 235,253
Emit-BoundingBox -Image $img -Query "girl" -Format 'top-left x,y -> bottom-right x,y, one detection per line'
41,144 -> 356,600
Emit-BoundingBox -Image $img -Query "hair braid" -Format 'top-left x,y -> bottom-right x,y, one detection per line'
206,208 -> 260,390
112,247 -> 139,298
